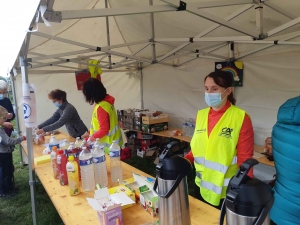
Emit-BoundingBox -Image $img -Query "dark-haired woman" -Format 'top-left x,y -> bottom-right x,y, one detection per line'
36,89 -> 88,138
185,71 -> 254,209
81,78 -> 123,154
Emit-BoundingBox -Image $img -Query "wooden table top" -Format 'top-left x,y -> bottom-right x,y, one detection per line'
253,145 -> 275,167
21,132 -> 222,225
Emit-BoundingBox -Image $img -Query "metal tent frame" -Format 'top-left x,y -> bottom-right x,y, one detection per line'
16,0 -> 300,224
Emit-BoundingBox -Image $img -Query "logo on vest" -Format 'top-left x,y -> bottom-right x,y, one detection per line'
219,127 -> 233,139
196,128 -> 206,134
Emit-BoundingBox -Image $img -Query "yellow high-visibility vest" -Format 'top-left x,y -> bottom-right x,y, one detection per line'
90,101 -> 123,154
190,105 -> 245,206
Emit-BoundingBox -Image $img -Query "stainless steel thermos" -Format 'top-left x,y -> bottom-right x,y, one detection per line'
219,159 -> 274,225
153,142 -> 192,225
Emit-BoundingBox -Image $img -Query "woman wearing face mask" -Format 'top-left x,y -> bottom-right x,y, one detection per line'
184,71 -> 254,209
36,89 -> 88,138
0,80 -> 15,135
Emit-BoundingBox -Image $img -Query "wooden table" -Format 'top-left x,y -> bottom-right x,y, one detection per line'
21,132 -> 222,225
253,145 -> 275,167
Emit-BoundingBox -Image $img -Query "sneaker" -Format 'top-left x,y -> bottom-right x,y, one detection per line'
0,192 -> 16,198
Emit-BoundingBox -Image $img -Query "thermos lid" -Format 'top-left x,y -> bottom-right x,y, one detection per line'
156,156 -> 192,180
226,159 -> 274,217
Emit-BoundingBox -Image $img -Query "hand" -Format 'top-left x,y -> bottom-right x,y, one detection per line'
36,129 -> 44,135
81,131 -> 89,139
87,135 -> 96,142
7,113 -> 13,120
2,122 -> 14,129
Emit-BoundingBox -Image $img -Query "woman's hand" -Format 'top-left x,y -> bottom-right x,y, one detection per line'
2,122 -> 14,129
36,129 -> 44,135
81,131 -> 89,139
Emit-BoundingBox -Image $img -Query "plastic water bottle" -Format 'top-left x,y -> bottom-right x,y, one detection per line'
80,139 -> 90,152
92,144 -> 108,188
49,134 -> 59,151
74,137 -> 81,149
50,146 -> 59,179
109,140 -> 122,183
182,119 -> 188,136
57,150 -> 68,185
79,147 -> 95,191
66,155 -> 80,196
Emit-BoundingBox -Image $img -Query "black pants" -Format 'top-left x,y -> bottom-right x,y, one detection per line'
0,153 -> 13,194
194,184 -> 224,210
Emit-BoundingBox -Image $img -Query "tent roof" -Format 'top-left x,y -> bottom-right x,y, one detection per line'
13,0 -> 300,73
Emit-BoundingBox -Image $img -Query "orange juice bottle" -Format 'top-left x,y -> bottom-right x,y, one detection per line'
66,155 -> 80,196
50,146 -> 59,179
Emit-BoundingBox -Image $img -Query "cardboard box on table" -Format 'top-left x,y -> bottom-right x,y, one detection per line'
120,173 -> 158,217
142,122 -> 168,133
87,188 -> 135,225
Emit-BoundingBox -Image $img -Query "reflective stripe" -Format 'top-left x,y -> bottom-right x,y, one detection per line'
194,156 -> 237,174
201,180 -> 222,195
107,125 -> 119,137
196,172 -> 231,187
196,172 -> 202,179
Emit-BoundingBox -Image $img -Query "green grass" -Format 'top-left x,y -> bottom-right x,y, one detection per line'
0,146 -> 64,225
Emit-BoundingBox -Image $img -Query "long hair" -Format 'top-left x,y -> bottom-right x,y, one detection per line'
204,71 -> 236,105
82,78 -> 107,105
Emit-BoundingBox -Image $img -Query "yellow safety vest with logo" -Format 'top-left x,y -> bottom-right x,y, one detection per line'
90,101 -> 123,154
190,105 -> 245,206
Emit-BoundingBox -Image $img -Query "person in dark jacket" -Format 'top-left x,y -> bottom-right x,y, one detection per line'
0,80 -> 15,136
36,89 -> 88,138
0,106 -> 26,198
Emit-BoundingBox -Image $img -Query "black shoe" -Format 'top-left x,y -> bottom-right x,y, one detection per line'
0,192 -> 16,198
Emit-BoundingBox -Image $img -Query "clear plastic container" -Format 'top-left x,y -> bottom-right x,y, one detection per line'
74,137 -> 81,149
109,140 -> 122,183
79,147 -> 95,191
66,155 -> 80,195
182,119 -> 188,136
92,144 -> 108,188
49,134 -> 60,151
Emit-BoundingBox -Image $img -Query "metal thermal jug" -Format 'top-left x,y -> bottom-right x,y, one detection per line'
219,159 -> 274,225
153,141 -> 192,225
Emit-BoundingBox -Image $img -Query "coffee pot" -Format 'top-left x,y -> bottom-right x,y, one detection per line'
219,158 -> 274,225
153,141 -> 192,225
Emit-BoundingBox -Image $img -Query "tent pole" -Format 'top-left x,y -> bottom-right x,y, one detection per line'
139,63 -> 144,109
9,72 -> 24,166
149,0 -> 157,63
105,0 -> 112,69
256,1 -> 264,39
20,33 -> 37,225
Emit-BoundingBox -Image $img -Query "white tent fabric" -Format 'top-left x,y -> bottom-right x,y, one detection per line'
12,0 -> 300,147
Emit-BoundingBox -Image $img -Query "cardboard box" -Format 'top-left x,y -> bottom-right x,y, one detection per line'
108,185 -> 136,206
87,188 -> 135,225
140,190 -> 159,217
142,122 -> 168,133
142,114 -> 169,125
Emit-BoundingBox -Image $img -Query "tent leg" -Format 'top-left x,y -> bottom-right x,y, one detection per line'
20,33 -> 37,225
9,72 -> 24,166
105,0 -> 112,69
139,63 -> 144,109
149,0 -> 157,63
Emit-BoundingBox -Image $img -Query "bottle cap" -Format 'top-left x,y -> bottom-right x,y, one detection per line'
68,155 -> 74,161
58,150 -> 64,154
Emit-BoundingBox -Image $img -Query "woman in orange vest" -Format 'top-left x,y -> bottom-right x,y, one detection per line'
185,71 -> 254,209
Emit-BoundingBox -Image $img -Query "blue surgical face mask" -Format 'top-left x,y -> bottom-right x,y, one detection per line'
204,88 -> 228,107
53,102 -> 62,107
0,94 -> 4,100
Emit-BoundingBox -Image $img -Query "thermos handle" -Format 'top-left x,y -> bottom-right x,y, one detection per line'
153,174 -> 183,198
218,200 -> 226,225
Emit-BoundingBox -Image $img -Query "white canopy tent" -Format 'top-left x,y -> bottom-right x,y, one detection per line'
6,0 -> 300,224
